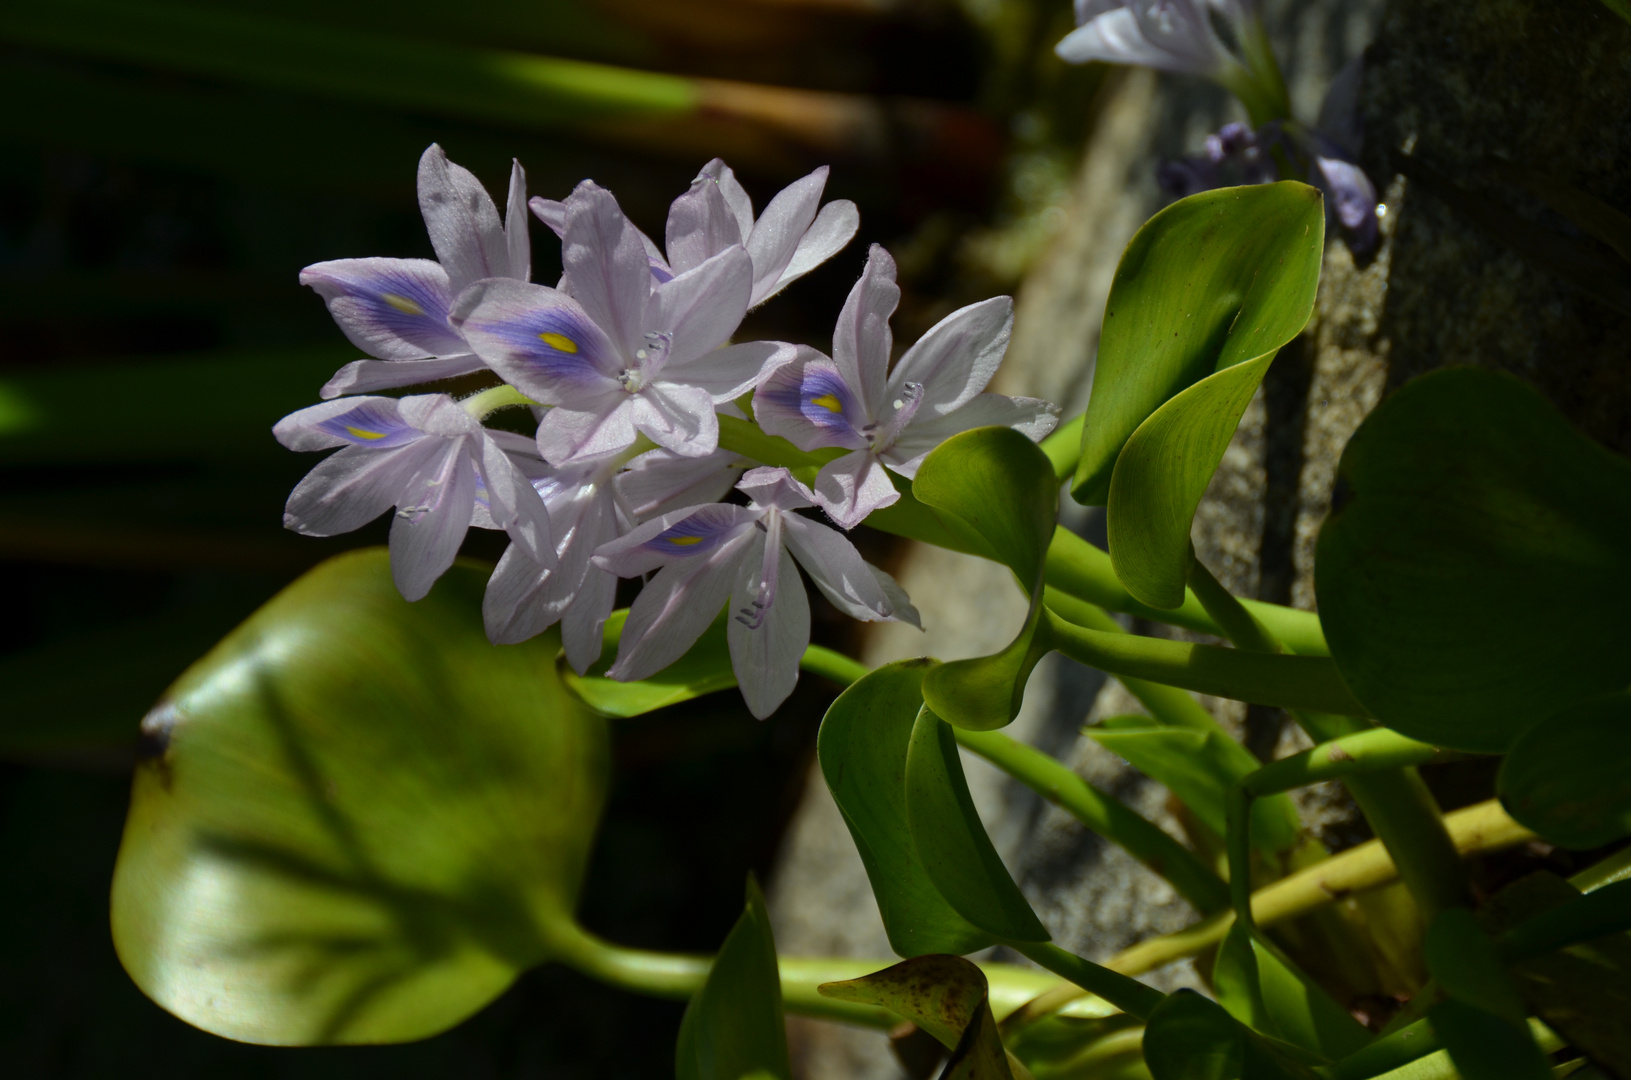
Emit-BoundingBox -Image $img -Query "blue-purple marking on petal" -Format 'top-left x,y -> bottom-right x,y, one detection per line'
306,263 -> 462,352
639,505 -> 745,558
759,365 -> 862,440
467,304 -> 617,386
314,400 -> 423,447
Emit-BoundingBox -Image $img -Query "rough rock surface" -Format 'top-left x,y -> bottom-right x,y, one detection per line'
770,1 -> 1631,1075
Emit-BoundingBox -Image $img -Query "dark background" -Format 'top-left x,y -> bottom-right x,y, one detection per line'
0,2 -> 1103,1075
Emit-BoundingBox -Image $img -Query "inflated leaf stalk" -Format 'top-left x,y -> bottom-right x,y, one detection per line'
111,549 -> 608,1045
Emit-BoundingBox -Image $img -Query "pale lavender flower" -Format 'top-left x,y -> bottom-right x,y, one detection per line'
451,181 -> 794,465
593,468 -> 919,719
481,446 -> 746,672
275,394 -> 552,602
1057,0 -> 1245,80
531,159 -> 859,306
300,145 -> 532,399
752,245 -> 1059,529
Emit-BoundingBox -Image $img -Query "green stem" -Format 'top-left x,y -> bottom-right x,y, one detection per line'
1040,412 -> 1085,483
1008,940 -> 1165,1021
461,383 -> 538,419
1043,607 -> 1367,716
1243,729 -> 1463,798
1319,1018 -> 1564,1080
954,727 -> 1231,914
1497,878 -> 1631,964
800,644 -> 870,687
1570,843 -> 1631,892
1045,528 -> 1329,656
1187,553 -> 1470,922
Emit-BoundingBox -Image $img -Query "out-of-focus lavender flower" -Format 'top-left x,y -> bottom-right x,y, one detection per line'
481,447 -> 745,673
1156,120 -> 1278,198
752,246 -> 1059,529
1058,0 -> 1238,78
531,159 -> 859,306
593,468 -> 918,719
274,394 -> 553,602
301,146 -> 531,399
451,181 -> 796,465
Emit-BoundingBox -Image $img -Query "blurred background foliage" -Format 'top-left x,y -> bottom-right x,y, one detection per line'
0,0 -> 1106,1075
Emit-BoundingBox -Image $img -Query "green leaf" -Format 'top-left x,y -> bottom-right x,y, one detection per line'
1142,990 -> 1320,1080
1106,354 -> 1273,609
905,707 -> 1049,943
562,610 -> 739,718
1427,999 -> 1550,1080
110,549 -> 609,1045
817,661 -> 994,957
1085,716 -> 1301,854
1499,694 -> 1631,849
1425,909 -> 1527,1026
1316,368 -> 1631,752
1213,925 -> 1370,1060
1073,182 -> 1324,505
913,426 -> 1061,731
676,877 -> 791,1080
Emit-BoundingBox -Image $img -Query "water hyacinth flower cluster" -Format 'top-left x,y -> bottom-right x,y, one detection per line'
278,145 -> 1059,718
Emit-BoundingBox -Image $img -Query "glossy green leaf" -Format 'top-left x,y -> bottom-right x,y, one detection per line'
1085,716 -> 1301,854
1073,182 -> 1324,505
1213,925 -> 1369,1061
110,549 -> 609,1045
1142,990 -> 1319,1080
819,954 -> 1004,1055
1317,368 -> 1631,751
818,661 -> 994,957
676,877 -> 791,1080
1499,694 -> 1631,849
1427,1000 -> 1550,1080
1107,354 -> 1273,609
1484,872 -> 1631,1077
1425,909 -> 1527,1026
914,426 -> 1061,731
905,707 -> 1049,943
562,610 -> 738,718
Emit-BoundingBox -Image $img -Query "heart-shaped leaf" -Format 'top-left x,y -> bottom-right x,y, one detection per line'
676,877 -> 791,1080
1316,368 -> 1631,751
905,707 -> 1049,943
913,426 -> 1060,731
1074,182 -> 1325,506
1499,694 -> 1631,849
818,661 -> 994,957
1107,354 -> 1274,609
1213,924 -> 1370,1060
111,548 -> 608,1045
818,955 -> 1016,1079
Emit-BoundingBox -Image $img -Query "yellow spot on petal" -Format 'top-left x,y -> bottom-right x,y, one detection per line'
810,394 -> 843,413
668,535 -> 704,547
345,425 -> 387,441
540,332 -> 579,354
381,293 -> 425,316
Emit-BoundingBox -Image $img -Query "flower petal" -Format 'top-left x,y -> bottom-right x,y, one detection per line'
832,245 -> 897,420
397,393 -> 484,437
275,396 -> 420,451
650,245 -> 752,367
1313,155 -> 1380,253
697,158 -> 755,242
671,339 -> 798,403
319,354 -> 489,400
889,295 -> 1014,414
782,513 -> 916,624
751,347 -> 868,451
768,199 -> 861,304
389,437 -> 480,601
728,537 -> 808,719
300,257 -> 466,361
483,544 -> 558,645
665,170 -> 744,276
594,503 -> 756,578
479,434 -> 555,567
561,180 -> 651,359
418,144 -> 511,294
885,393 -> 1061,479
451,278 -> 622,403
283,442 -> 437,537
562,562 -> 618,674
736,466 -> 817,513
505,158 -> 531,284
529,196 -> 566,238
605,529 -> 753,683
812,448 -> 899,530
631,382 -> 719,456
744,166 -> 826,302
536,395 -> 640,465
617,448 -> 744,522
